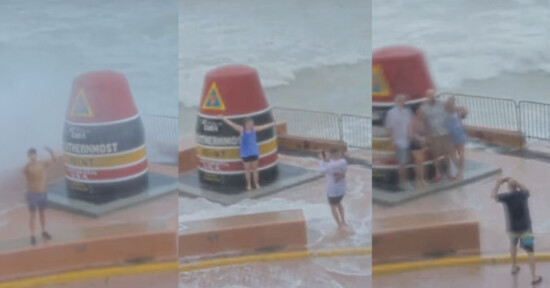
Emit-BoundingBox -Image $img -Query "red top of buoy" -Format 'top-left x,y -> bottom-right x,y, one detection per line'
66,71 -> 138,124
199,65 -> 269,117
372,46 -> 434,104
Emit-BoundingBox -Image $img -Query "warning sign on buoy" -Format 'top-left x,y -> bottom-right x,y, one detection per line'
201,82 -> 226,111
70,89 -> 94,117
372,65 -> 391,98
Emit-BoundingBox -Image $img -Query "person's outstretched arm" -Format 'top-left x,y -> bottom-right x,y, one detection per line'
319,152 -> 330,174
218,115 -> 243,133
513,179 -> 529,195
44,146 -> 57,167
491,176 -> 509,201
254,122 -> 276,132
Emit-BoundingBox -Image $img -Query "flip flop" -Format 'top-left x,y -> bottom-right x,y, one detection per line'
532,276 -> 542,285
511,266 -> 520,275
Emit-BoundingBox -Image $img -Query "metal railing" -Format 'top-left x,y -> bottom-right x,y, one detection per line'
142,114 -> 179,164
144,108 -> 372,152
438,93 -> 550,141
519,101 -> 550,140
272,107 -> 371,150
439,93 -> 519,131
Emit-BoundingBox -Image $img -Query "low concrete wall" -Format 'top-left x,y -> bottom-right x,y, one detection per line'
466,125 -> 525,150
179,209 -> 307,258
372,210 -> 480,264
0,224 -> 176,282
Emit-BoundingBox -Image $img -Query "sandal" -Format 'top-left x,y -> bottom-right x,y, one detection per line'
511,266 -> 520,275
532,276 -> 543,285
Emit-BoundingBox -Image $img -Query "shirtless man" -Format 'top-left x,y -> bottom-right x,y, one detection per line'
23,147 -> 56,245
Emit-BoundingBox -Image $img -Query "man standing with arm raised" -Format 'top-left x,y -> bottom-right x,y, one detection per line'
492,176 -> 542,285
319,149 -> 348,230
23,147 -> 56,245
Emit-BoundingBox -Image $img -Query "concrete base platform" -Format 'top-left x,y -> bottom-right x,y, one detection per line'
48,172 -> 177,217
178,163 -> 322,205
373,160 -> 501,206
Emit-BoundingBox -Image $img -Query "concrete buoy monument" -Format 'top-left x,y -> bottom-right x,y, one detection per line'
195,65 -> 278,187
372,46 -> 435,190
63,71 -> 148,202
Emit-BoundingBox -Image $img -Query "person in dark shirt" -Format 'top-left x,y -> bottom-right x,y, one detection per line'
492,176 -> 542,285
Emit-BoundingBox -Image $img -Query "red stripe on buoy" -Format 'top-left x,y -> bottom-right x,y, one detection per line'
66,70 -> 138,124
372,46 -> 434,103
198,152 -> 278,173
66,159 -> 147,181
199,65 -> 269,116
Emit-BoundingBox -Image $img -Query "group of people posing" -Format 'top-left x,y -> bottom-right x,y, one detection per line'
385,89 -> 468,190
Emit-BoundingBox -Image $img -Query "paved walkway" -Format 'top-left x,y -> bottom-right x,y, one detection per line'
180,255 -> 371,288
42,272 -> 176,288
0,164 -> 178,250
374,262 -> 549,288
178,153 -> 372,288
374,142 -> 550,286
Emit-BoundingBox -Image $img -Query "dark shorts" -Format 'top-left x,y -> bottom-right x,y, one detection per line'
509,231 -> 534,253
328,195 -> 344,205
26,192 -> 48,212
410,141 -> 424,151
242,155 -> 259,163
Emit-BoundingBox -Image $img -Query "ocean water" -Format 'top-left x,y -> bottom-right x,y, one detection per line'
179,0 -> 371,111
372,0 -> 550,102
0,0 -> 177,170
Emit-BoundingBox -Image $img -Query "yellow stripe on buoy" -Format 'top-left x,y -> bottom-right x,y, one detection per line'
64,146 -> 147,168
197,138 -> 277,160
372,138 -> 394,151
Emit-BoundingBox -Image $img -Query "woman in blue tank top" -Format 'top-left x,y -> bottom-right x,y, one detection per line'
219,115 -> 276,190
445,97 -> 468,181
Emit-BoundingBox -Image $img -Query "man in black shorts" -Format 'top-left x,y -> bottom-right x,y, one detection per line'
492,176 -> 542,285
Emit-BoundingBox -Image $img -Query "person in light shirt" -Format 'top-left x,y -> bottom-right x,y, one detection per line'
319,148 -> 348,229
385,94 -> 414,190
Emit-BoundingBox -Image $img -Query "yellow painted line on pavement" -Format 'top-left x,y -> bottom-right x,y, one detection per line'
179,247 -> 372,272
1,247 -> 371,287
0,261 -> 177,288
373,253 -> 550,276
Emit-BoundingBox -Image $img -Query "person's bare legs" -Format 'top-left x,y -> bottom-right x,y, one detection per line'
336,203 -> 347,227
38,209 -> 46,234
252,160 -> 260,189
457,145 -> 465,180
448,146 -> 458,174
431,144 -> 442,181
511,243 -> 518,273
244,162 -> 252,190
413,150 -> 427,188
398,164 -> 407,188
29,210 -> 36,237
330,205 -> 342,228
528,252 -> 537,280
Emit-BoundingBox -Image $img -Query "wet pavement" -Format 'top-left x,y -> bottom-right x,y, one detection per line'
374,262 -> 550,288
178,153 -> 371,288
373,142 -> 550,286
373,145 -> 550,256
0,164 -> 178,249
180,255 -> 371,288
41,272 -> 176,288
